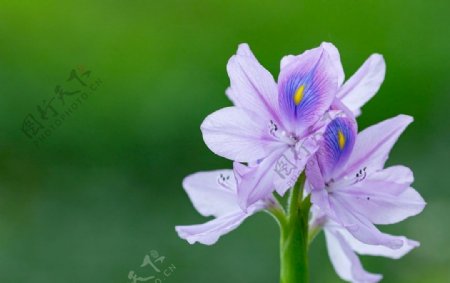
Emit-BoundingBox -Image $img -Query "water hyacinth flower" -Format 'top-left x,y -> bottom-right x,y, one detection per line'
201,42 -> 386,211
306,115 -> 426,249
178,42 -> 425,283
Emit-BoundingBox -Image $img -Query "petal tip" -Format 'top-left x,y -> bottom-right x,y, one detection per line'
397,114 -> 414,125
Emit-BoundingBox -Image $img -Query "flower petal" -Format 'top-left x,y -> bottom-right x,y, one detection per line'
331,194 -> 407,249
226,44 -> 281,124
182,170 -> 240,218
338,227 -> 420,259
175,203 -> 264,245
305,155 -> 325,192
335,115 -> 413,179
278,44 -> 338,132
201,106 -> 280,162
337,54 -> 386,116
321,42 -> 345,86
281,42 -> 344,86
325,228 -> 383,283
337,182 -> 426,225
233,147 -> 287,211
234,137 -> 319,210
365,165 -> 414,191
316,116 -> 357,181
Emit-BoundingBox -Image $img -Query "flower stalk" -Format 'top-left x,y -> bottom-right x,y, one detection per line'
280,174 -> 311,283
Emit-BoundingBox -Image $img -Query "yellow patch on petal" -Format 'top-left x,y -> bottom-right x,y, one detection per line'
294,85 -> 305,105
338,130 -> 346,150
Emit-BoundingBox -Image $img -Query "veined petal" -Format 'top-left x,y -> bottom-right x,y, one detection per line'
333,165 -> 414,197
338,227 -> 420,259
182,170 -> 240,218
226,44 -> 281,124
310,188 -> 334,218
201,106 -> 280,162
325,228 -> 383,283
280,54 -> 296,69
281,42 -> 344,86
316,117 -> 357,181
305,155 -> 325,191
278,44 -> 338,132
331,194 -> 406,249
275,135 -> 322,195
233,147 -> 287,211
175,203 -> 264,245
337,183 -> 426,225
335,115 -> 413,180
365,165 -> 414,191
234,138 -> 319,210
337,54 -> 386,116
321,42 -> 345,86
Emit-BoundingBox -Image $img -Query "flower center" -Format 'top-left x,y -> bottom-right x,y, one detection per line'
269,120 -> 298,145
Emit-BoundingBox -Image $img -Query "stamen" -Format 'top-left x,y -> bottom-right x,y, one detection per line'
354,167 -> 367,183
268,120 -> 297,145
269,120 -> 278,136
217,174 -> 232,190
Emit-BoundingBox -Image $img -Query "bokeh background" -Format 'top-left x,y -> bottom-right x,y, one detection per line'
1,0 -> 449,282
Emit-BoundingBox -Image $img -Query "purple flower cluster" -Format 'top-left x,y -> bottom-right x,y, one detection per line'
176,43 -> 425,282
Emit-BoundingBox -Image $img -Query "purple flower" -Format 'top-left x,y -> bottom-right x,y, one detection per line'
310,207 -> 419,283
178,42 -> 423,282
307,115 -> 426,249
175,170 -> 273,245
201,43 -> 386,211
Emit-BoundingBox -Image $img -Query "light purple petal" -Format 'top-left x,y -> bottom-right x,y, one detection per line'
281,42 -> 344,86
278,44 -> 338,133
364,165 -> 414,191
321,42 -> 345,86
331,194 -> 406,249
305,155 -> 325,192
233,147 -> 286,211
274,136 -> 322,195
175,203 -> 264,245
182,170 -> 240,218
337,54 -> 386,116
310,188 -> 335,218
337,182 -> 426,225
226,43 -> 282,125
280,54 -> 296,69
201,106 -> 280,162
325,228 -> 383,283
335,115 -> 413,180
338,227 -> 420,259
234,137 -> 319,210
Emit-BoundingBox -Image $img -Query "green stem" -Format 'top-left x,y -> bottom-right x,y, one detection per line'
280,174 -> 311,283
267,205 -> 288,230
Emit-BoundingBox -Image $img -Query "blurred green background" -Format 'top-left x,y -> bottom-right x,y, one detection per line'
0,0 -> 449,282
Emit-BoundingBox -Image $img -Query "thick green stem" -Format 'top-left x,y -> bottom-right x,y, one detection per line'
280,174 -> 311,283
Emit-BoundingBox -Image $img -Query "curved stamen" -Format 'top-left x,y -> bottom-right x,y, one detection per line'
217,173 -> 232,190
